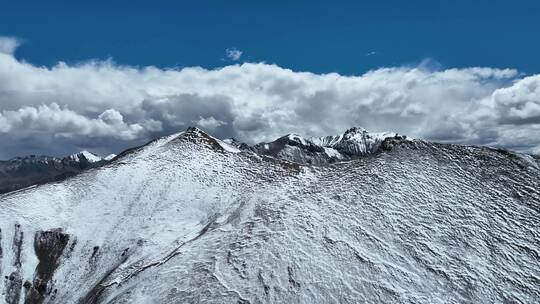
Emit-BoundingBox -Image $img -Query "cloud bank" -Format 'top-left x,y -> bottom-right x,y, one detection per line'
0,38 -> 539,158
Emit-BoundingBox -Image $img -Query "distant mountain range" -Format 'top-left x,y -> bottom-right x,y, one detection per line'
244,127 -> 404,165
0,127 -> 538,303
0,127 -> 404,194
0,151 -> 116,194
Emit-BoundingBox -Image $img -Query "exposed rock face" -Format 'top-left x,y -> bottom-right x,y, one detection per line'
24,229 -> 70,304
3,224 -> 23,304
0,127 -> 538,303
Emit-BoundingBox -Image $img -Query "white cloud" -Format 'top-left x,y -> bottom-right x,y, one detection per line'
0,36 -> 539,158
491,74 -> 540,123
226,47 -> 243,61
196,116 -> 227,130
0,37 -> 21,54
0,103 -> 145,140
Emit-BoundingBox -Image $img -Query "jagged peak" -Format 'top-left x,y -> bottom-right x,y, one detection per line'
341,126 -> 399,140
343,126 -> 368,135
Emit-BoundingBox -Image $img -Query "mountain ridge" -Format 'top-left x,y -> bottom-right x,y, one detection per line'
2,127 -> 539,195
0,127 -> 402,194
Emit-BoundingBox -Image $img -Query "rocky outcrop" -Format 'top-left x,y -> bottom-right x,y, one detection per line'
24,229 -> 70,304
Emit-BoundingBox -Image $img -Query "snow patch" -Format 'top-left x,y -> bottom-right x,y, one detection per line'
216,139 -> 241,153
323,147 -> 342,159
104,154 -> 117,161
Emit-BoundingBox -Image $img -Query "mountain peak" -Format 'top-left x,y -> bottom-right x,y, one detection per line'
174,127 -> 241,153
68,150 -> 103,163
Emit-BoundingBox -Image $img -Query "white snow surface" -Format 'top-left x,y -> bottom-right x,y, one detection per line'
322,147 -> 342,159
0,128 -> 539,303
104,154 -> 117,161
215,139 -> 241,153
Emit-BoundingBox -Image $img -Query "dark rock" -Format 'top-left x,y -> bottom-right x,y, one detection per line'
24,229 -> 70,304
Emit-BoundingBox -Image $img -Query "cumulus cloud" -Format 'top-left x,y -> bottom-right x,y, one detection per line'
0,103 -> 144,139
0,36 -> 539,158
226,47 -> 243,61
196,116 -> 227,130
492,75 -> 540,124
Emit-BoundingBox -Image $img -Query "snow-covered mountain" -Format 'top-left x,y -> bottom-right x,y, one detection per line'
0,127 -> 539,303
0,127 -> 398,194
0,151 -> 109,194
250,127 -> 404,165
66,151 -> 105,163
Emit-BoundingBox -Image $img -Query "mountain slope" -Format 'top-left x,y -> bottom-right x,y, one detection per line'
0,128 -> 539,303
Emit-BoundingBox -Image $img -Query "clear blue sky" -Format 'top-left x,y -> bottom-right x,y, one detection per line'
1,0 -> 539,75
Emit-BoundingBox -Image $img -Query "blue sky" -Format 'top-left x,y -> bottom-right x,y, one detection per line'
1,0 -> 539,74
